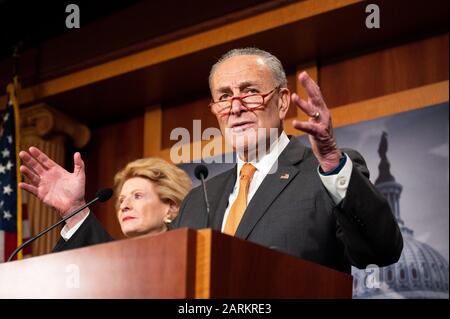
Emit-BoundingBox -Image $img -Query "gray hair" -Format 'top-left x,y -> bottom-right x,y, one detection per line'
208,48 -> 288,92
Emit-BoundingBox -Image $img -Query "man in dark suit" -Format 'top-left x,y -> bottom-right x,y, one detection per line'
171,48 -> 403,274
18,48 -> 402,274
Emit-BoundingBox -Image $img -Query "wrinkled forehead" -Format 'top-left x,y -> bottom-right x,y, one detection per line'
211,55 -> 276,91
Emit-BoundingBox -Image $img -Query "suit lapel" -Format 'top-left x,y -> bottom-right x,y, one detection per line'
235,137 -> 306,239
209,166 -> 237,231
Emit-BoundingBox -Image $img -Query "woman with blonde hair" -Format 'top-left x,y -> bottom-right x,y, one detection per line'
114,157 -> 192,237
18,147 -> 192,252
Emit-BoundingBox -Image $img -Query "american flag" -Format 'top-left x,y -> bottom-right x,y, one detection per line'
0,83 -> 30,262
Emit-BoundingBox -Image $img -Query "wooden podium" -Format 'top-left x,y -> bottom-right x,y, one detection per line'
0,228 -> 352,298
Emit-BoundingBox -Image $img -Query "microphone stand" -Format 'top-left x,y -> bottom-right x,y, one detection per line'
7,197 -> 99,262
199,172 -> 211,228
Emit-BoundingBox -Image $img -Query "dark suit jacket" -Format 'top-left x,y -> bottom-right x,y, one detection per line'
171,137 -> 403,273
53,212 -> 112,252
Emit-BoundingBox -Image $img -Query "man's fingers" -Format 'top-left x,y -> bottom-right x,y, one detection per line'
299,71 -> 321,96
18,182 -> 39,197
292,120 -> 319,136
298,71 -> 326,109
73,152 -> 85,176
291,93 -> 317,118
18,150 -> 46,175
20,165 -> 40,186
29,146 -> 57,169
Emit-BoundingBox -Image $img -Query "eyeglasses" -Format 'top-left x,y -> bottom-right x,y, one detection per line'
209,87 -> 280,117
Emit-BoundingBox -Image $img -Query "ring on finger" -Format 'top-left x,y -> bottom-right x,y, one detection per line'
311,111 -> 320,120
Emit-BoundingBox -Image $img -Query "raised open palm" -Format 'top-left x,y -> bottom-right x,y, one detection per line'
19,147 -> 86,218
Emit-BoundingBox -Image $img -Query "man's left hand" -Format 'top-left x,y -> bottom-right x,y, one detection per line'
291,71 -> 342,172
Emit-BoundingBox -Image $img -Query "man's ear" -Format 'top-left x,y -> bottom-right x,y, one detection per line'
278,88 -> 290,120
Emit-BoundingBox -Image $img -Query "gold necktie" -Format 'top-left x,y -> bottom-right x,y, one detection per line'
223,163 -> 257,235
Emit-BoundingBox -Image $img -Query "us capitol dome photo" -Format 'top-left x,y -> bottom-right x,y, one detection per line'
352,132 -> 449,299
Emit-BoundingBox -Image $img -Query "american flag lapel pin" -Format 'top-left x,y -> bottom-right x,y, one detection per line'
280,173 -> 289,180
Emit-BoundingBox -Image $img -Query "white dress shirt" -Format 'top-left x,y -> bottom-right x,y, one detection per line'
60,210 -> 90,241
221,131 -> 353,231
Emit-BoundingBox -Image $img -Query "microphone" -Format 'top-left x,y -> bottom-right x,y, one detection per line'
7,188 -> 113,262
194,165 -> 211,227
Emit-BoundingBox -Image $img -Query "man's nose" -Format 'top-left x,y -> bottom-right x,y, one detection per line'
230,97 -> 245,115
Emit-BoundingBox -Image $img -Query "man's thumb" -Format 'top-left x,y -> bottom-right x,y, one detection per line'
73,152 -> 85,175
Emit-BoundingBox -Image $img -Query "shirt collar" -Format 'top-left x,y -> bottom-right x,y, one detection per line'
236,131 -> 290,176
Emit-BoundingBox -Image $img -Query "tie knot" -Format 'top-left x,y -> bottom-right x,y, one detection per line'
240,163 -> 256,179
